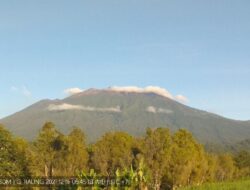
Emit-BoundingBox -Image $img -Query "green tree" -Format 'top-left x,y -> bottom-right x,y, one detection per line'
216,154 -> 236,181
143,128 -> 172,190
33,122 -> 66,177
204,154 -> 218,182
62,127 -> 89,176
234,150 -> 250,177
167,129 -> 207,189
234,150 -> 250,169
91,132 -> 134,176
0,124 -> 29,177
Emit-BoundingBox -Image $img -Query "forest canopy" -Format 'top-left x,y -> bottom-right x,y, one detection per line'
0,122 -> 250,190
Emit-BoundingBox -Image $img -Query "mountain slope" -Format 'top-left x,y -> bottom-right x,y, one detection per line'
1,89 -> 250,145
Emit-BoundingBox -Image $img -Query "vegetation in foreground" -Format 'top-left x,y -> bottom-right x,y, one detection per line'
0,122 -> 250,190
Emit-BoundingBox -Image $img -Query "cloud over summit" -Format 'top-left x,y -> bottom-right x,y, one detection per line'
108,86 -> 189,103
175,94 -> 189,103
64,88 -> 83,96
108,86 -> 174,99
63,86 -> 189,104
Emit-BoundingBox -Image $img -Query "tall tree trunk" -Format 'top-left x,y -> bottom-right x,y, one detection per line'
154,175 -> 161,190
44,164 -> 48,177
49,163 -> 53,177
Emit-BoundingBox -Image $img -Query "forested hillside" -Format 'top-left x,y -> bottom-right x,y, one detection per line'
1,122 -> 250,190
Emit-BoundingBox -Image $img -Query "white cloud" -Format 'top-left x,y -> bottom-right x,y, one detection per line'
108,86 -> 188,103
146,106 -> 173,114
108,86 -> 174,99
10,86 -> 32,97
48,103 -> 121,113
175,94 -> 189,104
146,106 -> 157,113
64,88 -> 84,96
144,86 -> 174,99
110,86 -> 143,93
48,104 -> 83,111
63,86 -> 189,104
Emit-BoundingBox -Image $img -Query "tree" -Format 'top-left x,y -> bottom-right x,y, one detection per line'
143,128 -> 172,190
91,132 -> 134,176
0,124 -> 29,177
33,122 -> 66,177
216,154 -> 235,181
167,129 -> 207,189
234,150 -> 250,177
62,127 -> 89,176
204,154 -> 218,182
234,150 -> 250,169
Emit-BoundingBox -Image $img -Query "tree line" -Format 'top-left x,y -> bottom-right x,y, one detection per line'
0,122 -> 250,190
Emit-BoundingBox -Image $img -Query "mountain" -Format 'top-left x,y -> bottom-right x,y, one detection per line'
1,89 -> 250,146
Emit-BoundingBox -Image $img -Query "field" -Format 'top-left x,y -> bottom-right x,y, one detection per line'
179,179 -> 250,190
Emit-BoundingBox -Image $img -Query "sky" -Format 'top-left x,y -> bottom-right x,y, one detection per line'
0,0 -> 250,120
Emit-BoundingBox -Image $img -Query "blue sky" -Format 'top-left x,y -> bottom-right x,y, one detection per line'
0,0 -> 250,120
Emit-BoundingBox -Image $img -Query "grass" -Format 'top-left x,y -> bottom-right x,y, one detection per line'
178,178 -> 250,190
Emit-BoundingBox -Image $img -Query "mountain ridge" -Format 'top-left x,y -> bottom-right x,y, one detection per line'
1,89 -> 250,146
